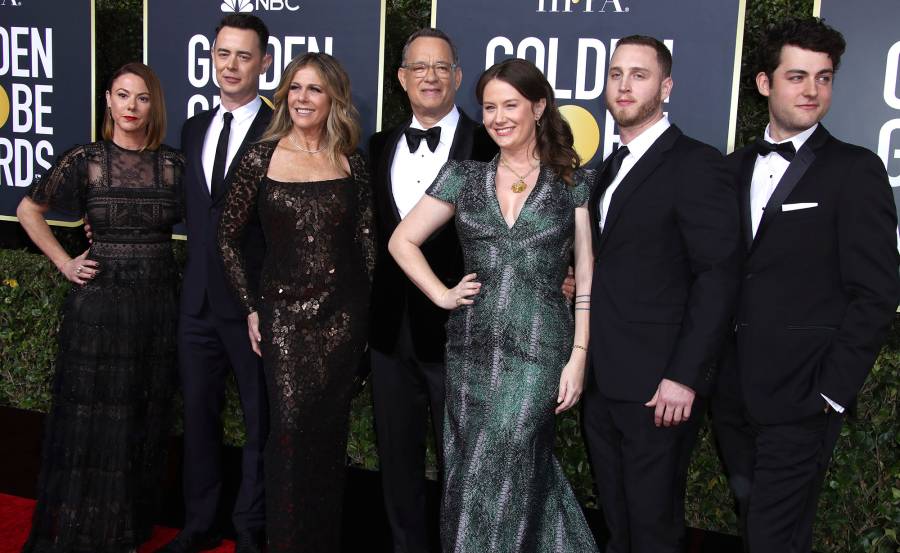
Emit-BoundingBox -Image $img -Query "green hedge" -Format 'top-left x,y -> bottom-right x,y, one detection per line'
2,246 -> 898,553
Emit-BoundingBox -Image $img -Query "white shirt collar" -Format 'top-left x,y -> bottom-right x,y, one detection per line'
763,123 -> 818,153
620,115 -> 671,159
217,96 -> 262,125
409,105 -> 460,147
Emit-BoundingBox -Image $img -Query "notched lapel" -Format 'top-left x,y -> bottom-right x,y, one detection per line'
597,126 -> 681,251
751,125 -> 830,251
189,110 -> 215,202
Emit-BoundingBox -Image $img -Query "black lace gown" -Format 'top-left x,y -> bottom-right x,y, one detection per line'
23,141 -> 183,553
218,142 -> 374,553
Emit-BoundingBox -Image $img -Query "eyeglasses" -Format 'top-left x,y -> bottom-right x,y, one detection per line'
400,62 -> 457,79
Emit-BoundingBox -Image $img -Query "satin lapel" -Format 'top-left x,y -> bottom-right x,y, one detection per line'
750,125 -> 829,252
597,125 -> 681,252
449,110 -> 475,161
190,110 -> 215,202
383,119 -> 410,223
212,105 -> 272,206
738,150 -> 755,251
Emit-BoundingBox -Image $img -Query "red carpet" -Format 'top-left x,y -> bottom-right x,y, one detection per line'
0,493 -> 235,553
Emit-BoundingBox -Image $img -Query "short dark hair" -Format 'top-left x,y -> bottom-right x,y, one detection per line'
401,28 -> 459,66
215,13 -> 269,54
614,35 -> 672,77
757,17 -> 846,78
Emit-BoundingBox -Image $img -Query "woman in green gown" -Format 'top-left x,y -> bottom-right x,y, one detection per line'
389,58 -> 599,552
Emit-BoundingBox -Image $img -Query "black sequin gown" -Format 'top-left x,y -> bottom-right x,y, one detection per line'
23,141 -> 183,553
218,142 -> 374,553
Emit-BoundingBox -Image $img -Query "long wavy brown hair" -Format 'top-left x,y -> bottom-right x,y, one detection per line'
476,58 -> 579,186
260,52 -> 360,169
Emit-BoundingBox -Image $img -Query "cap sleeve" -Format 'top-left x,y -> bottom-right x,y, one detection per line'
26,144 -> 88,216
426,159 -> 465,206
570,168 -> 596,208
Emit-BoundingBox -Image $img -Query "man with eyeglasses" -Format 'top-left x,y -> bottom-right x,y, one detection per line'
367,27 -> 497,553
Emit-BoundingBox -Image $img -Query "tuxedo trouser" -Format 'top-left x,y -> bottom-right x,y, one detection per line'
178,297 -> 269,535
711,378 -> 843,553
583,377 -> 703,553
371,313 -> 445,553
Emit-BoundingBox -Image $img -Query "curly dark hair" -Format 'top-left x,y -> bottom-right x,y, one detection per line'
757,17 -> 846,78
475,58 -> 579,186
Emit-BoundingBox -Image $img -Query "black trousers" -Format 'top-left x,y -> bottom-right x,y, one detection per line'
177,298 -> 268,535
371,314 -> 445,553
583,377 -> 703,553
711,369 -> 843,553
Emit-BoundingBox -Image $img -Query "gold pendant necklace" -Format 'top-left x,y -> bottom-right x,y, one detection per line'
499,157 -> 539,193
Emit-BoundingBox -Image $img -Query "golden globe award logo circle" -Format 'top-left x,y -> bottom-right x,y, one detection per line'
0,84 -> 10,129
558,104 -> 600,164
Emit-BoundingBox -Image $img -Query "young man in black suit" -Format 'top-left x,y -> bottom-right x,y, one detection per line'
157,14 -> 273,553
711,18 -> 899,553
367,28 -> 497,553
583,35 -> 741,553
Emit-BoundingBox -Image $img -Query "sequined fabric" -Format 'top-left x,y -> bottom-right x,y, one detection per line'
218,142 -> 374,553
427,158 -> 599,553
23,141 -> 183,553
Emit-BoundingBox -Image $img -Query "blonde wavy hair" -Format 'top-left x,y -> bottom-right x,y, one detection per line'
260,52 -> 360,169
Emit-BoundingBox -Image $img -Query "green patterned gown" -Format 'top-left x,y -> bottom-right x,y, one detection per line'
426,157 -> 599,553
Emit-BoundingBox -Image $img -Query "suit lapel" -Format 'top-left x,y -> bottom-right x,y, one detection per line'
738,150 -> 755,251
449,110 -> 476,161
597,125 -> 681,252
189,110 -> 215,203
588,153 -> 615,257
750,125 -> 830,252
212,103 -> 272,206
382,119 -> 410,223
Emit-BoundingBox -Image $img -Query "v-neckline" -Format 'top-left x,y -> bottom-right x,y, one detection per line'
490,157 -> 543,231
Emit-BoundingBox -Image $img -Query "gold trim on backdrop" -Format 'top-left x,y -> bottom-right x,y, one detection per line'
91,0 -> 96,142
376,0 -> 387,132
431,0 -> 438,27
0,215 -> 85,228
813,0 -> 822,17
142,0 -> 148,64
727,0 -> 747,154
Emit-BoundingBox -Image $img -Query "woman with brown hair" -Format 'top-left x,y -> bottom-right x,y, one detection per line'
389,58 -> 599,552
218,52 -> 374,553
16,62 -> 183,553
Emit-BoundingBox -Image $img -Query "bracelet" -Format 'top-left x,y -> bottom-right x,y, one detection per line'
573,344 -> 587,352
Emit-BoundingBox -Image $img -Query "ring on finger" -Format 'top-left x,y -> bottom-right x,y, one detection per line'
75,266 -> 83,274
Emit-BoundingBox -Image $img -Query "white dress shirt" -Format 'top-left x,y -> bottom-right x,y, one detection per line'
391,106 -> 460,219
598,116 -> 671,232
749,123 -> 843,413
201,96 -> 263,193
749,124 -> 818,237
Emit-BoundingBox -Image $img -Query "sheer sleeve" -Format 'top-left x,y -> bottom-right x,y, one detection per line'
159,146 -> 186,220
569,167 -> 596,208
425,159 -> 465,205
218,142 -> 274,316
27,144 -> 89,216
349,151 -> 376,282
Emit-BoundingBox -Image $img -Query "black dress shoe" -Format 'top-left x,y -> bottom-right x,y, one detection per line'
235,528 -> 265,553
153,531 -> 223,553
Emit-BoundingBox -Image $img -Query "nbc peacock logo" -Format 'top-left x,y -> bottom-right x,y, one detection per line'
221,0 -> 253,13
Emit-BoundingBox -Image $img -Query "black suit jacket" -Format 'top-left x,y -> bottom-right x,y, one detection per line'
724,125 -> 899,424
368,109 -> 497,362
588,125 -> 741,402
180,102 -> 271,319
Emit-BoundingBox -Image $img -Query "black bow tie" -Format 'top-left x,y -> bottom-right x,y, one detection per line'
405,126 -> 441,153
754,138 -> 796,162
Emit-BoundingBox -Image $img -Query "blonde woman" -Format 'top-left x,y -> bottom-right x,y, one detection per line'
218,52 -> 374,553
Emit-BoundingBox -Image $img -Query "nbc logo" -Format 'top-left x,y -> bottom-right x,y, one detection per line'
221,0 -> 253,12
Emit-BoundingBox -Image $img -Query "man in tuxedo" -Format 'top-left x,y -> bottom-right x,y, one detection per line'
711,18 -> 899,553
367,28 -> 497,553
583,35 -> 741,553
156,14 -> 273,553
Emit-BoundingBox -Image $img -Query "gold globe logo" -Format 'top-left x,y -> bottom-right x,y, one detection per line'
0,84 -> 10,130
559,104 -> 600,164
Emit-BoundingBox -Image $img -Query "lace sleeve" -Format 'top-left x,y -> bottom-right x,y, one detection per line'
350,152 -> 376,282
159,146 -> 186,220
217,142 -> 273,316
27,144 -> 88,215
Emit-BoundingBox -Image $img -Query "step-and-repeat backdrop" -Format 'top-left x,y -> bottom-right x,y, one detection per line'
0,0 -> 94,225
433,0 -> 746,166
